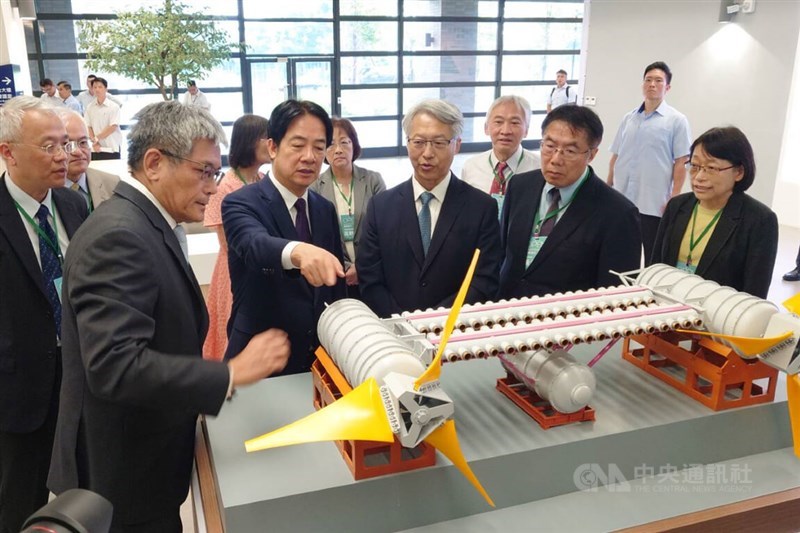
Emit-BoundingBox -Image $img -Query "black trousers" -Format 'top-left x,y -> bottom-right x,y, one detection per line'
91,151 -> 121,160
110,510 -> 182,533
640,213 -> 661,267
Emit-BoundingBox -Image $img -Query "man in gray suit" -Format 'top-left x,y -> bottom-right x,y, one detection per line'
58,109 -> 120,212
49,101 -> 290,532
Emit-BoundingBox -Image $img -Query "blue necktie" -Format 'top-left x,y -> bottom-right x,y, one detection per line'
36,204 -> 63,334
295,198 -> 311,243
418,191 -> 434,256
538,188 -> 561,237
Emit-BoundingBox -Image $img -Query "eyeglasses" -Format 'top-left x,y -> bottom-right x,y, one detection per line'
70,139 -> 92,150
540,142 -> 592,161
407,137 -> 454,151
160,150 -> 224,183
686,162 -> 736,176
328,139 -> 353,149
11,141 -> 79,156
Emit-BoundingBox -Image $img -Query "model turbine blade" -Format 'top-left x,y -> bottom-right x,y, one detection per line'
675,328 -> 793,357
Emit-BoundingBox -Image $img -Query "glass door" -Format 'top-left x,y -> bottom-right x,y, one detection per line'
247,57 -> 335,118
249,60 -> 289,118
291,58 -> 334,114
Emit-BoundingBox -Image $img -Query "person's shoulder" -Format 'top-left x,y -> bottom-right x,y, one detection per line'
736,193 -> 776,218
586,171 -> 637,210
463,149 -> 491,166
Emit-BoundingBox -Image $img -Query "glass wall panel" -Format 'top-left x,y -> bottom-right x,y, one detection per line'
403,0 -> 498,17
245,22 -> 333,54
503,22 -> 582,50
339,22 -> 398,52
295,61 -> 332,113
404,22 -> 496,52
403,86 -> 495,114
204,92 -> 245,123
464,116 -> 489,142
37,20 -> 82,54
340,1 -> 398,16
242,0 -> 332,19
66,0 -> 239,16
404,55 -> 495,83
501,85 -> 556,113
249,62 -> 289,118
340,57 -> 398,85
504,1 -> 584,18
341,88 -> 398,117
348,120 -> 399,148
501,54 -> 580,82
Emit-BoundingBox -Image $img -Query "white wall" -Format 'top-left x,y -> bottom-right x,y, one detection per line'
583,0 -> 800,222
0,0 -> 33,96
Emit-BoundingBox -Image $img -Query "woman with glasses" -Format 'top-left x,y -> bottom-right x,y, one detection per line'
203,114 -> 270,360
651,126 -> 778,298
311,117 -> 386,298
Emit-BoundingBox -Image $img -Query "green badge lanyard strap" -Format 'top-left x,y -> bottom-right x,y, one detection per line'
233,168 -> 249,186
686,202 -> 722,267
332,175 -> 354,215
14,198 -> 64,265
532,172 -> 590,237
489,151 -> 525,188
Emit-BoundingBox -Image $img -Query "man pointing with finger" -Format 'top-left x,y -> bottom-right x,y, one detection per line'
223,99 -> 345,374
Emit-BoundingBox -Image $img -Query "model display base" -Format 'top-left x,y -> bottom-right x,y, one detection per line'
495,373 -> 595,429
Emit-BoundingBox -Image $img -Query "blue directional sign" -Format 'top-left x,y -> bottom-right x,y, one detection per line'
0,64 -> 19,106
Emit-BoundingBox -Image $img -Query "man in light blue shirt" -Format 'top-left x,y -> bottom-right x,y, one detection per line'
607,61 -> 691,264
56,81 -> 83,115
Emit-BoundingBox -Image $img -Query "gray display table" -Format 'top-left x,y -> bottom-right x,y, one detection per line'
197,345 -> 795,532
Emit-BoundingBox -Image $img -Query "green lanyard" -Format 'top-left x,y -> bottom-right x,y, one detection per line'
233,168 -> 248,186
686,202 -> 722,267
532,171 -> 589,236
14,198 -> 64,265
332,175 -> 353,215
489,151 -> 525,188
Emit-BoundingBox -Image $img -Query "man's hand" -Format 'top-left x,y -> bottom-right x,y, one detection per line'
344,264 -> 358,286
290,243 -> 345,287
228,329 -> 290,387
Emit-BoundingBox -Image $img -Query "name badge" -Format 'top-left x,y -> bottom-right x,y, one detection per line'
54,277 -> 63,304
491,193 -> 504,220
525,236 -> 547,268
676,260 -> 697,274
340,213 -> 355,242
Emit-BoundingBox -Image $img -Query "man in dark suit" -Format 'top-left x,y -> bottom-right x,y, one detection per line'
58,109 -> 120,211
223,100 -> 345,375
48,101 -> 290,532
357,99 -> 502,318
498,105 -> 641,299
0,96 -> 88,533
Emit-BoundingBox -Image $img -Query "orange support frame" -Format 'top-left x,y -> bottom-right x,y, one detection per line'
495,373 -> 596,429
311,348 -> 436,480
622,332 -> 778,411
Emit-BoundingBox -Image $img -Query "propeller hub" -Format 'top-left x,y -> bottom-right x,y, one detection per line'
414,409 -> 431,424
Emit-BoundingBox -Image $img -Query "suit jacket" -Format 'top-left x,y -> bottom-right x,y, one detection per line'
357,175 -> 502,318
498,167 -> 642,299
85,167 -> 120,208
652,192 -> 778,299
310,164 -> 386,266
0,175 -> 87,433
48,181 -> 230,525
222,176 -> 345,374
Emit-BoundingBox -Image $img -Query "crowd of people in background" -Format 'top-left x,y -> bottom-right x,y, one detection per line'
0,59 -> 788,531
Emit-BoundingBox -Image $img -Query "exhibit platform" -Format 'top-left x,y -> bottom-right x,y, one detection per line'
195,344 -> 797,532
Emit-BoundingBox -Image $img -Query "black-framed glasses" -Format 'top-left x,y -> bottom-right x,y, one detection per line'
160,149 -> 224,183
540,141 -> 592,161
685,162 -> 736,176
11,140 -> 79,156
407,137 -> 454,151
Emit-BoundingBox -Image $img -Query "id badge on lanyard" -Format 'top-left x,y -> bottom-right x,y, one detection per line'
340,213 -> 355,241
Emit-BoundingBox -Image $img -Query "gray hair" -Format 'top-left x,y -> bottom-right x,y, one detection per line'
55,107 -> 86,128
127,100 -> 227,171
485,95 -> 532,128
402,99 -> 463,139
0,96 -> 58,143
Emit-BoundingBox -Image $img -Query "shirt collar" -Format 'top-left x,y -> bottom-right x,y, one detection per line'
269,171 -> 309,212
122,175 -> 178,230
490,145 -> 525,172
5,172 -> 54,218
542,166 -> 590,205
412,172 -> 451,203
637,100 -> 668,116
65,173 -> 88,193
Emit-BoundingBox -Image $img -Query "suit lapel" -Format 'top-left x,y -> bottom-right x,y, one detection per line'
0,176 -> 48,297
423,175 -> 464,273
352,165 -> 367,225
52,188 -> 85,237
512,173 -> 543,273
667,198 -> 694,266
696,194 -> 742,277
399,179 -> 425,269
261,176 -> 299,240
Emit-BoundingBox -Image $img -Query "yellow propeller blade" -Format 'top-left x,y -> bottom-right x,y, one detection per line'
675,329 -> 793,357
784,293 -> 800,316
415,249 -> 480,390
245,378 -> 393,452
788,375 -> 800,459
424,419 -> 494,507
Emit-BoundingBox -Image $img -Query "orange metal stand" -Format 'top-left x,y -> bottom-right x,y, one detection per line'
622,332 -> 778,411
311,348 -> 436,480
495,373 -> 596,429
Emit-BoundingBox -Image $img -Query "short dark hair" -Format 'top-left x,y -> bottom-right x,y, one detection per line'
690,127 -> 755,193
187,80 -> 197,87
57,81 -> 72,90
556,69 -> 568,76
228,114 -> 269,168
330,117 -> 362,161
541,104 -> 603,149
268,99 -> 333,148
39,78 -> 54,88
92,77 -> 108,88
644,61 -> 672,84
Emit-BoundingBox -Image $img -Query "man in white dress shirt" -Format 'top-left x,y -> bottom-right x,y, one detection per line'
182,80 -> 211,112
84,77 -> 122,160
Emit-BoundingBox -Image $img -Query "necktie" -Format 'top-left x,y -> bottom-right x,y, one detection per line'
490,161 -> 508,195
173,224 -> 189,262
294,198 -> 311,243
538,188 -> 561,237
418,191 -> 434,256
70,182 -> 80,191
36,205 -> 62,334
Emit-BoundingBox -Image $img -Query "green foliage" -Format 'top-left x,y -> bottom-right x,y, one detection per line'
78,0 -> 237,100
